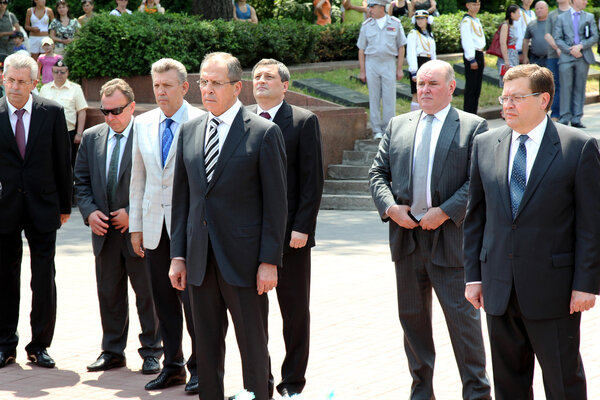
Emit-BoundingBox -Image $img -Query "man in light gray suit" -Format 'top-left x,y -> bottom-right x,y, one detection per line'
369,60 -> 491,400
74,78 -> 161,374
553,0 -> 598,128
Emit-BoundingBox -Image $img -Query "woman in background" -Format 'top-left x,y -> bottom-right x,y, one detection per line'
497,4 -> 520,86
406,9 -> 436,110
138,0 -> 164,14
77,0 -> 95,25
49,0 -> 80,55
388,0 -> 409,18
232,0 -> 257,23
25,0 -> 54,59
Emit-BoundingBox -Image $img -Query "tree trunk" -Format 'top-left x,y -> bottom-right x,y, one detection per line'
192,0 -> 233,19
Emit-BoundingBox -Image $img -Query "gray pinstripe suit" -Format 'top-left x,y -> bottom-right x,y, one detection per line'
369,107 -> 491,400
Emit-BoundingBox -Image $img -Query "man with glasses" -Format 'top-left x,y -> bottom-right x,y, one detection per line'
40,59 -> 87,170
357,0 -> 406,139
464,64 -> 600,399
0,53 -> 71,369
130,58 -> 204,394
369,60 -> 491,400
169,52 -> 287,400
74,78 -> 162,375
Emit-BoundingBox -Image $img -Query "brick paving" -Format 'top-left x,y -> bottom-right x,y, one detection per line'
4,106 -> 600,399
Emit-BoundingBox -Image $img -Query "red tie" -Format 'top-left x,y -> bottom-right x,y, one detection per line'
15,109 -> 26,159
259,111 -> 271,120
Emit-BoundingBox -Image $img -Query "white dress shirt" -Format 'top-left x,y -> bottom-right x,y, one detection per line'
256,101 -> 283,121
159,101 -> 187,150
204,99 -> 242,152
7,95 -> 33,142
105,117 -> 134,178
507,117 -> 547,185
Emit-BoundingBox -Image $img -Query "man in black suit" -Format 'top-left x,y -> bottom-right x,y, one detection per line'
0,53 -> 71,369
250,58 -> 324,398
369,60 -> 490,400
464,64 -> 600,399
169,52 -> 287,400
74,78 -> 161,374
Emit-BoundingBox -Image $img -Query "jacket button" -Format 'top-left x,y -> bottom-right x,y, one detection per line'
511,224 -> 517,230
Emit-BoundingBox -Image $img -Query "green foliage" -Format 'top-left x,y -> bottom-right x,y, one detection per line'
273,0 -> 314,22
314,22 -> 361,61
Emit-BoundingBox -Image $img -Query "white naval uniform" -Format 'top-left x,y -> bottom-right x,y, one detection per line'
460,14 -> 486,62
515,6 -> 536,52
407,29 -> 436,76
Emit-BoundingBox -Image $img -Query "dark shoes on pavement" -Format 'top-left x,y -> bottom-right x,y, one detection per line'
184,375 -> 199,394
87,352 -> 126,372
145,369 -> 186,390
0,350 -> 16,368
27,349 -> 55,368
571,122 -> 587,129
141,356 -> 160,374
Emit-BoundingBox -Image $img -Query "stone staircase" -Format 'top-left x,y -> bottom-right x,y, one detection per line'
320,139 -> 379,210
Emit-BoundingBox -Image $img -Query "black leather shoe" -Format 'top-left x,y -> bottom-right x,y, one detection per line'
141,356 -> 160,374
0,350 -> 16,368
87,352 -> 126,372
184,375 -> 198,394
571,122 -> 587,129
145,369 -> 186,390
27,349 -> 55,368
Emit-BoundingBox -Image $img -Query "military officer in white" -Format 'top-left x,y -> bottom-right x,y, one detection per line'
357,0 -> 406,139
460,0 -> 485,114
515,0 -> 536,61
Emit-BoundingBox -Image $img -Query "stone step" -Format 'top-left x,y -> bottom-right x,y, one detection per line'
343,150 -> 377,166
328,164 -> 371,180
354,139 -> 381,152
323,179 -> 371,194
292,78 -> 369,108
453,63 -> 501,87
320,194 -> 375,210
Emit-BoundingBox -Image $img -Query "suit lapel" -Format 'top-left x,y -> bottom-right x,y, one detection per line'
196,115 -> 209,187
273,101 -> 292,134
164,105 -> 186,167
0,97 -> 20,158
431,107 -> 459,190
515,118 -> 559,219
494,126 -> 513,221
150,111 -> 163,168
25,96 -> 46,161
118,125 -> 134,184
94,125 -> 110,190
401,112 -> 421,198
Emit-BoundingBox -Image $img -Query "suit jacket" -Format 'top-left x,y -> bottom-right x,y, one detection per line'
74,122 -> 137,257
170,105 -> 288,287
554,10 -> 598,65
0,94 -> 71,234
463,118 -> 600,320
248,101 -> 324,253
129,101 -> 206,249
369,107 -> 488,267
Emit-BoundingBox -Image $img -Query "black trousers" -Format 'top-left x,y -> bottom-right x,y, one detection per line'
188,242 -> 270,400
463,50 -> 485,115
145,223 -> 197,374
410,56 -> 432,94
68,130 -> 79,169
0,209 -> 57,353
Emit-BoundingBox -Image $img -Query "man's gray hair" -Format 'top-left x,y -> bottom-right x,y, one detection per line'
417,59 -> 455,84
252,59 -> 290,82
200,52 -> 242,82
4,53 -> 38,81
151,58 -> 187,84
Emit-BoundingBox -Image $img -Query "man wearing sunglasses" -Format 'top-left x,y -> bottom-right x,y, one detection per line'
74,78 -> 162,376
39,59 -> 87,170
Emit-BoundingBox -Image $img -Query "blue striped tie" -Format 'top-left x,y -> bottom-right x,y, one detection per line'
510,135 -> 528,219
204,118 -> 221,183
161,118 -> 174,167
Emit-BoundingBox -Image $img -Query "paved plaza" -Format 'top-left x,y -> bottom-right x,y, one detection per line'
4,105 -> 600,399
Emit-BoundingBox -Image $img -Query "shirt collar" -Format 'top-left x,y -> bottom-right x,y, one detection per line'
108,116 -> 134,140
256,101 -> 283,121
7,94 -> 33,116
420,103 -> 451,124
208,99 -> 242,127
570,7 -> 581,16
160,100 -> 187,125
49,79 -> 72,89
511,116 -> 548,145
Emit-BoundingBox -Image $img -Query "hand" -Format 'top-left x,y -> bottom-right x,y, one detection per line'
74,134 -> 82,144
110,208 -> 129,233
411,76 -> 417,82
131,232 -> 145,258
358,71 -> 366,83
289,231 -> 308,249
387,205 -> 419,229
60,213 -> 70,225
465,283 -> 484,310
519,53 -> 524,63
570,290 -> 596,314
396,69 -> 404,80
470,62 -> 479,70
523,57 -> 529,64
419,207 -> 449,230
88,210 -> 109,236
256,263 -> 277,295
169,259 -> 186,290
556,48 -> 561,57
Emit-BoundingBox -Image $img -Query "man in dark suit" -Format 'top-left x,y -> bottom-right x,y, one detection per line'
169,52 -> 287,400
369,59 -> 491,400
250,58 -> 324,398
464,64 -> 600,399
74,78 -> 162,374
0,53 -> 71,369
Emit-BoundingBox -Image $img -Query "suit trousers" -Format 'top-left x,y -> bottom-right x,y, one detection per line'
463,51 -> 485,115
95,227 -> 161,358
273,247 -> 311,395
486,288 -> 586,400
558,57 -> 589,125
366,55 -> 397,134
395,228 -> 490,400
68,130 -> 79,169
546,58 -> 561,119
0,209 -> 57,353
145,223 -> 197,374
188,242 -> 270,400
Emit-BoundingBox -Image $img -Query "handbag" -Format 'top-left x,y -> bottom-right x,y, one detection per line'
487,23 -> 510,58
500,64 -> 510,76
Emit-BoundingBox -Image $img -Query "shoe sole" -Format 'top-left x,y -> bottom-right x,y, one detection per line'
87,363 -> 126,372
27,355 -> 55,368
141,368 -> 160,375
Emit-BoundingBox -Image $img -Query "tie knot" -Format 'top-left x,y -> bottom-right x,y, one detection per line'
15,109 -> 25,119
210,117 -> 221,128
114,133 -> 123,141
259,111 -> 271,120
518,135 -> 529,144
165,118 -> 174,129
425,114 -> 435,123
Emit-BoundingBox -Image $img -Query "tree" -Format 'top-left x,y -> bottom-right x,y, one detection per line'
192,0 -> 233,19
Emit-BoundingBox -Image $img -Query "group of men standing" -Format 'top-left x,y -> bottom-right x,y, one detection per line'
0,51 -> 324,400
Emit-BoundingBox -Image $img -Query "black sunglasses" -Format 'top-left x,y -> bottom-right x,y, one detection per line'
100,102 -> 131,116
0,2 -> 9,4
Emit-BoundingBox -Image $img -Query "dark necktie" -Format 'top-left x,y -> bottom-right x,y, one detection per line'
107,133 -> 124,209
15,109 -> 26,159
259,111 -> 271,120
161,118 -> 174,167
204,118 -> 221,183
411,114 -> 435,220
510,135 -> 529,220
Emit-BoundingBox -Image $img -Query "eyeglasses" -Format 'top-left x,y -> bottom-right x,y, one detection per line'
52,70 -> 68,75
100,102 -> 131,116
498,92 -> 541,105
0,2 -> 9,5
3,78 -> 32,87
197,79 -> 239,89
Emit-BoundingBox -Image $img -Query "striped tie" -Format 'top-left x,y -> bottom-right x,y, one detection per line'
204,117 -> 221,183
